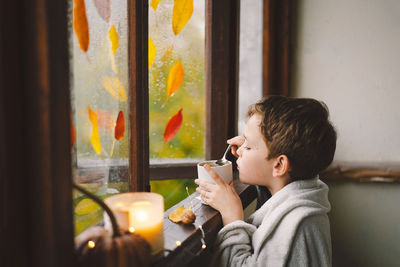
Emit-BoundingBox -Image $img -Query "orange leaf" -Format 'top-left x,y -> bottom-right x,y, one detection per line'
114,111 -> 125,141
163,108 -> 183,143
73,0 -> 89,52
96,109 -> 114,133
93,0 -> 110,22
88,108 -> 102,154
166,60 -> 184,99
70,114 -> 76,147
150,0 -> 163,11
172,0 -> 193,35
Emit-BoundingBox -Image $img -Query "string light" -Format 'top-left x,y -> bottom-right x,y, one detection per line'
87,240 -> 95,249
176,240 -> 182,246
186,186 -> 193,208
129,227 -> 135,233
199,225 -> 206,250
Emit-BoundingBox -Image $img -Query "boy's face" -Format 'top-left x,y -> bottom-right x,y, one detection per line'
236,114 -> 275,187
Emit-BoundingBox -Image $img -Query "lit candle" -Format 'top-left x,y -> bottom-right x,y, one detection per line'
104,192 -> 164,257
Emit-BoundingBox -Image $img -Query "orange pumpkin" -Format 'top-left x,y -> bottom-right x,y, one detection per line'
73,184 -> 152,267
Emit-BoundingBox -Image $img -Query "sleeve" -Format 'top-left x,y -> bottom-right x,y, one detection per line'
211,220 -> 258,267
286,214 -> 332,267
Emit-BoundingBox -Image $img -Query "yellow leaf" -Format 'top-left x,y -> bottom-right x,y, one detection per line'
88,108 -> 102,154
102,76 -> 127,102
109,25 -> 119,55
75,198 -> 101,215
150,0 -> 162,11
148,37 -> 156,70
166,60 -> 184,99
172,0 -> 193,35
168,205 -> 186,223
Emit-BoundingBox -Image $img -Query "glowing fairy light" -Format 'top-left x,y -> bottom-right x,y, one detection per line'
129,227 -> 135,233
176,240 -> 182,246
87,240 -> 95,248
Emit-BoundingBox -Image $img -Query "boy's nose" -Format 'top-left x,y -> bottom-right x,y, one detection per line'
237,145 -> 243,157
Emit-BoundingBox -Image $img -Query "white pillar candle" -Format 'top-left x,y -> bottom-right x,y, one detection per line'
104,192 -> 164,257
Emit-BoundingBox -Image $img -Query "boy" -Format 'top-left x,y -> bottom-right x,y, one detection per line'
195,96 -> 336,267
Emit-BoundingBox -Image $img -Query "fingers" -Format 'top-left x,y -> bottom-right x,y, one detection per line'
227,136 -> 245,146
203,164 -> 226,185
228,136 -> 245,158
194,178 -> 215,191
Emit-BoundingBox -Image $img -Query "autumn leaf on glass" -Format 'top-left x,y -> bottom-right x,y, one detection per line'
163,108 -> 183,143
172,0 -> 193,35
96,109 -> 114,134
150,0 -> 163,11
109,111 -> 125,156
114,111 -> 125,141
70,113 -> 76,147
88,108 -> 102,155
163,60 -> 184,107
148,37 -> 156,70
109,25 -> 120,74
73,0 -> 89,52
102,76 -> 127,102
109,25 -> 119,55
93,0 -> 110,23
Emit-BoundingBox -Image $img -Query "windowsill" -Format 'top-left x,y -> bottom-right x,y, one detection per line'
152,172 -> 257,267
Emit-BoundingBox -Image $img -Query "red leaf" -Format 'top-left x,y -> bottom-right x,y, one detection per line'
93,0 -> 110,23
163,108 -> 183,143
114,111 -> 125,141
70,113 -> 76,147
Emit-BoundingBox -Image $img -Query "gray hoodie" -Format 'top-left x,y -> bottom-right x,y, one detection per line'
212,177 -> 332,267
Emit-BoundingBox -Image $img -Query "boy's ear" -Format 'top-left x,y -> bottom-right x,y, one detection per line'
272,155 -> 290,177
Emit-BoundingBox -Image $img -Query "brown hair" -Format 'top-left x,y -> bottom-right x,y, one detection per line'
247,95 -> 337,180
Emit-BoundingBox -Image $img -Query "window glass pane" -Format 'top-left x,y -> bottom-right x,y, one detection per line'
149,0 -> 205,163
69,0 -> 129,235
238,0 -> 263,134
149,0 -> 205,208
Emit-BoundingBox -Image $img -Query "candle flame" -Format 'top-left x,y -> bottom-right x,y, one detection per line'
88,240 -> 95,248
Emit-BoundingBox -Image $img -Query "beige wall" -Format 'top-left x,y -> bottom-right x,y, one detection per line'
293,1 -> 400,266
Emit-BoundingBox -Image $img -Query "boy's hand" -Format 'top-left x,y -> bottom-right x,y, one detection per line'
195,164 -> 243,225
227,136 -> 245,158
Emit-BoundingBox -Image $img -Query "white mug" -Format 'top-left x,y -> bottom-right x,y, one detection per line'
197,160 -> 233,204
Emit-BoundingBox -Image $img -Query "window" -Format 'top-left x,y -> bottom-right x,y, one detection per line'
69,0 -> 131,235
148,0 -> 205,209
68,0 -> 241,235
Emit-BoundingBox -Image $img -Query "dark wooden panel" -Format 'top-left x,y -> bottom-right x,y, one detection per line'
0,0 -> 74,266
263,0 -> 293,97
205,0 -> 240,160
321,162 -> 400,183
45,0 -> 75,264
150,163 -> 197,180
128,0 -> 150,192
